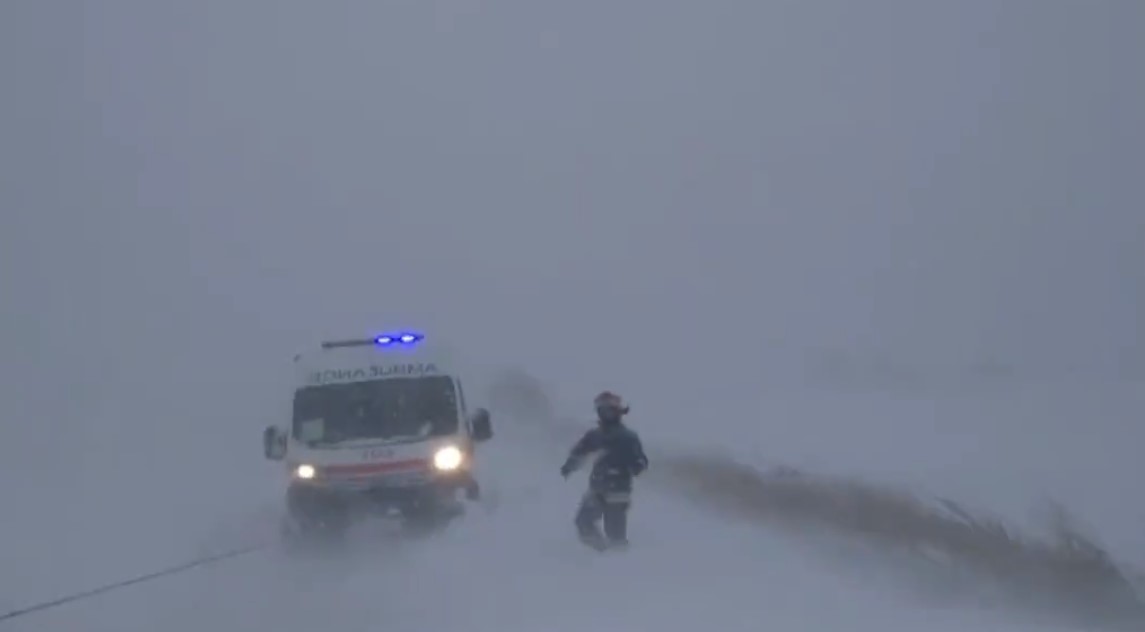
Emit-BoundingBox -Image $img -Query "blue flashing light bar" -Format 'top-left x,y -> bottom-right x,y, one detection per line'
320,332 -> 425,350
374,332 -> 425,347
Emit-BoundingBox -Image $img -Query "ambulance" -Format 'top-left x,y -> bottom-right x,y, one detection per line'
262,332 -> 493,536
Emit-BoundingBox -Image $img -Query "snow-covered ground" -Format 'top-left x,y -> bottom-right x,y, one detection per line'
2,372 -> 1141,632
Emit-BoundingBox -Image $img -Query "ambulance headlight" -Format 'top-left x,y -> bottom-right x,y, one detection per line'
432,446 -> 463,471
295,464 -> 316,479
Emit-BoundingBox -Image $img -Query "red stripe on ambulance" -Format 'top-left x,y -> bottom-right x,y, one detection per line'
323,459 -> 427,477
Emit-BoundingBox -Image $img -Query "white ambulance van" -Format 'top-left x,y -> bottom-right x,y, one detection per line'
262,332 -> 493,536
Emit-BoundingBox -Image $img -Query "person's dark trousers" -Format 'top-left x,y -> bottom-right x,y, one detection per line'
574,490 -> 630,550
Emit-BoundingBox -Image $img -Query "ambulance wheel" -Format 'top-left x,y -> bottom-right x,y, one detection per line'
400,497 -> 461,535
286,486 -> 349,540
464,478 -> 481,501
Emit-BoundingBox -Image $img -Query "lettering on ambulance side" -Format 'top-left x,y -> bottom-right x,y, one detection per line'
307,363 -> 440,385
362,447 -> 394,460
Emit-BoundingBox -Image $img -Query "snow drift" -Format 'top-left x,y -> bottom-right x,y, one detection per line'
484,367 -> 1145,630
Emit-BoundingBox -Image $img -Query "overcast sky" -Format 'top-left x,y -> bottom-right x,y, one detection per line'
0,3 -> 1142,623
2,0 -> 1142,422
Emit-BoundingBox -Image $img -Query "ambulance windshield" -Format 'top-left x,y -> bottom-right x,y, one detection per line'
291,376 -> 459,444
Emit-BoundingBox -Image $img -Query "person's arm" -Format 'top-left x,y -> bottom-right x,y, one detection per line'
628,431 -> 649,477
561,429 -> 600,477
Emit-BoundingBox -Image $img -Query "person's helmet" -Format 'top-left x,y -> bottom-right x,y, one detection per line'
593,390 -> 629,422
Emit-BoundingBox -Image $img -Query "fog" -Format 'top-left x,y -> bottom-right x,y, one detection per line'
1,1 -> 1142,630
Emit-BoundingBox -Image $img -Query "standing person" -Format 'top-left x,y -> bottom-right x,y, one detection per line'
560,391 -> 649,551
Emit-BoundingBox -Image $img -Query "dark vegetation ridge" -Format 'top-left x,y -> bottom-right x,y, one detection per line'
487,368 -> 1145,630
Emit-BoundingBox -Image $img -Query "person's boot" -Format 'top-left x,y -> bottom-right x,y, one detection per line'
606,537 -> 629,551
578,527 -> 608,551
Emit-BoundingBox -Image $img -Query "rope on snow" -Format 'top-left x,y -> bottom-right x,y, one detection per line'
0,544 -> 265,624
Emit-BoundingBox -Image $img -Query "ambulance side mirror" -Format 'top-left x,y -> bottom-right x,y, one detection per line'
263,426 -> 287,460
470,408 -> 493,442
